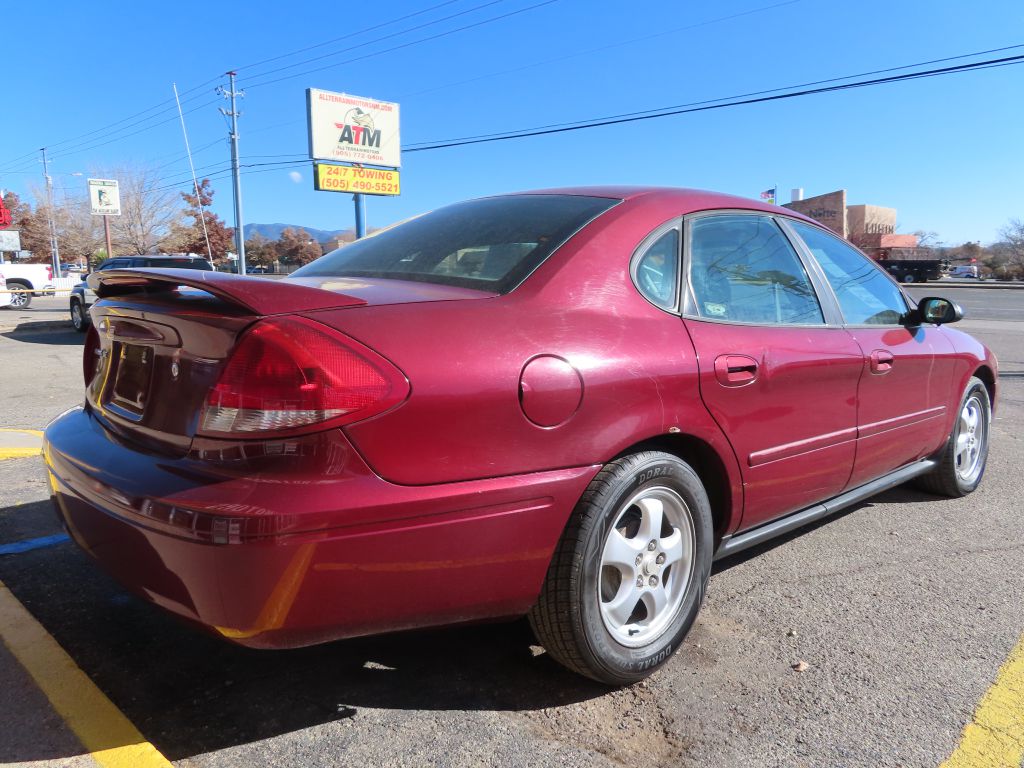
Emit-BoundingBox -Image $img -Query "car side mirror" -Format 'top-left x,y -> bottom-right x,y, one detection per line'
908,296 -> 963,326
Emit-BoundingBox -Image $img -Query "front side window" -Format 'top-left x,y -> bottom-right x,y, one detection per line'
293,194 -> 620,293
633,229 -> 679,309
686,215 -> 824,325
789,221 -> 908,325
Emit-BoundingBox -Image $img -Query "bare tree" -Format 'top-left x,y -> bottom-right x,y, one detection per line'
999,219 -> 1024,262
98,165 -> 181,255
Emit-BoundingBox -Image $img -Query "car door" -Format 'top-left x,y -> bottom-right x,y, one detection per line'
784,220 -> 955,488
681,213 -> 864,529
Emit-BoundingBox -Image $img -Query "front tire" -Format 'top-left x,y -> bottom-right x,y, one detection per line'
529,451 -> 713,684
70,300 -> 89,332
916,376 -> 991,497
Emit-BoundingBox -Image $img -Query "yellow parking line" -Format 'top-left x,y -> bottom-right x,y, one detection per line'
940,633 -> 1024,768
0,448 -> 41,459
0,429 -> 44,460
0,581 -> 173,768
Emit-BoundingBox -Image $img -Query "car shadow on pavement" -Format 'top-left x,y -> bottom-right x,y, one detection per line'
712,484 -> 945,574
1,322 -> 82,345
0,500 -> 608,763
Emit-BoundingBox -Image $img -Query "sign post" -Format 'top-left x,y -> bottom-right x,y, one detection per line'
88,179 -> 120,260
307,89 -> 401,239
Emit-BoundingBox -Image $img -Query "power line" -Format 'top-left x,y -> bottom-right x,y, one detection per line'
232,0 -> 481,72
0,1 -> 546,169
243,0 -> 561,90
404,42 -> 1024,147
397,0 -> 803,100
403,52 -> 1024,153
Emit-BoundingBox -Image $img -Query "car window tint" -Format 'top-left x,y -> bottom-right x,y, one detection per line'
293,195 -> 620,293
634,229 -> 679,309
789,221 -> 908,325
155,259 -> 213,270
687,215 -> 824,325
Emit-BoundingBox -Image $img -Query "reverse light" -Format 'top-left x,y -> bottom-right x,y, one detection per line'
199,316 -> 408,437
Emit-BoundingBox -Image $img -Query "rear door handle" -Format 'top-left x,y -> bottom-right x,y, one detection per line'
870,349 -> 894,374
714,354 -> 759,387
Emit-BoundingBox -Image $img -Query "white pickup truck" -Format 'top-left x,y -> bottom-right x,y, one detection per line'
0,259 -> 56,309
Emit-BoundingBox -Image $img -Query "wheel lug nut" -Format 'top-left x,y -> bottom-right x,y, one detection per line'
636,576 -> 644,587
647,540 -> 657,551
649,576 -> 658,586
656,553 -> 666,565
635,554 -> 643,567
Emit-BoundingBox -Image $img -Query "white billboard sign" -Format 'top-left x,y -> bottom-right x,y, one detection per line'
88,178 -> 121,216
307,89 -> 401,168
0,230 -> 21,251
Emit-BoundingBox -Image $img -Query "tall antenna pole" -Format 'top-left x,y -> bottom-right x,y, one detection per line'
40,148 -> 60,274
218,72 -> 246,275
173,82 -> 212,262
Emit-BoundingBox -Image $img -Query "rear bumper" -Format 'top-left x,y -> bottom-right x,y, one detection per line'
44,407 -> 597,648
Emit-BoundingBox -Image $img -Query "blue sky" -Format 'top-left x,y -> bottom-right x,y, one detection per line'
1,0 -> 1021,245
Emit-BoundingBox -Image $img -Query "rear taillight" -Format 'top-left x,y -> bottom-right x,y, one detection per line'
47,266 -> 53,281
83,325 -> 100,386
199,316 -> 408,437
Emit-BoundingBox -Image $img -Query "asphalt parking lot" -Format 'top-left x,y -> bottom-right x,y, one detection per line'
1,287 -> 1022,768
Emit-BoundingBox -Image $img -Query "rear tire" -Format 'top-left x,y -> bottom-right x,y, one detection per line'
529,451 -> 713,685
903,273 -> 916,283
6,281 -> 31,309
915,377 -> 991,497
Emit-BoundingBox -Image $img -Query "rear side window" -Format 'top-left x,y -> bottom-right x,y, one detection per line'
789,221 -> 908,325
686,215 -> 824,325
146,258 -> 212,271
633,229 -> 679,310
293,195 -> 620,293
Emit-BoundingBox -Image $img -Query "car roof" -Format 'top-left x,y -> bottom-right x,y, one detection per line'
104,255 -> 208,262
507,186 -> 818,222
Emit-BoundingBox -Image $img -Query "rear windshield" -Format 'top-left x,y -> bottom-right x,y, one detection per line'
292,194 -> 619,293
148,259 -> 212,270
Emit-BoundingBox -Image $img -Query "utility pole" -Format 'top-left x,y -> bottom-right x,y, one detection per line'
40,148 -> 60,275
354,193 -> 366,239
218,72 -> 246,275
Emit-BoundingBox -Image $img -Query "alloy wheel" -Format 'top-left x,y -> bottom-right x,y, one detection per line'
598,486 -> 695,647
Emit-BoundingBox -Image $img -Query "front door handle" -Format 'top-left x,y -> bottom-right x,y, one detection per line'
714,354 -> 759,387
870,349 -> 894,374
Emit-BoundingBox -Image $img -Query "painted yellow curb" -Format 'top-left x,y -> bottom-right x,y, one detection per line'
940,633 -> 1024,768
0,582 -> 173,768
0,428 -> 44,460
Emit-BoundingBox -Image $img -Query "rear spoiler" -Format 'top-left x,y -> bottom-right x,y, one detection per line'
88,268 -> 367,315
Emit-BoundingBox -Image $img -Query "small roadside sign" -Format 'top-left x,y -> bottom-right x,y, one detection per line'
88,179 -> 121,216
314,164 -> 400,196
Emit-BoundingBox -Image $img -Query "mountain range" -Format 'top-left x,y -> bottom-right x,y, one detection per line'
243,223 -> 353,244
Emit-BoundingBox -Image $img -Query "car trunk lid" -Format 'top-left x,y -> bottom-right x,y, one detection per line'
84,269 -> 493,457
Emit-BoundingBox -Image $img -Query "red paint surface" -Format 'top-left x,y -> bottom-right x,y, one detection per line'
45,187 -> 997,648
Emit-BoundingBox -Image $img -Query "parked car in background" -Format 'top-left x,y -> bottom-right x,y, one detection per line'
45,188 -> 996,684
70,254 -> 213,331
0,270 -> 12,308
0,259 -> 57,309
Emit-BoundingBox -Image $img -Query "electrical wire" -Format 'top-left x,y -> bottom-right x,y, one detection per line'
403,53 -> 1024,153
230,0 -> 467,72
242,0 -> 561,90
238,0 -> 509,82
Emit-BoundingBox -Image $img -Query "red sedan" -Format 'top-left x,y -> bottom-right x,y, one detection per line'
43,187 -> 996,684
